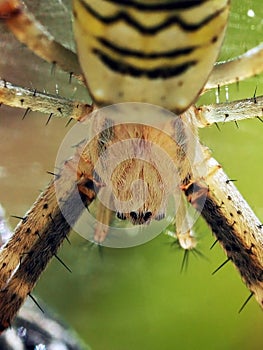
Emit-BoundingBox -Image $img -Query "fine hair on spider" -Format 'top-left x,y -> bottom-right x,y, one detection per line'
0,0 -> 262,335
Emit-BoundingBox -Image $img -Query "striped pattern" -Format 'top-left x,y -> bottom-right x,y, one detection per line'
0,302 -> 85,350
73,0 -> 230,112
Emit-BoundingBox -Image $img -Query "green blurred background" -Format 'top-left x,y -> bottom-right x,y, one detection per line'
0,1 -> 263,349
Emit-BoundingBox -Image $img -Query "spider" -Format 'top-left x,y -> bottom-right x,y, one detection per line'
0,0 -> 262,339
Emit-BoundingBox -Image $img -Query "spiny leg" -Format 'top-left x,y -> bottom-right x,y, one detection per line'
171,193 -> 197,251
168,193 -> 200,272
0,79 -> 93,121
191,95 -> 263,127
93,196 -> 116,245
183,151 -> 263,309
0,0 -> 84,82
0,207 -> 85,348
0,149 -> 97,333
2,78 -> 263,127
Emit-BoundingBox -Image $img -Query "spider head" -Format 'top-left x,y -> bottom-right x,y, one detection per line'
111,156 -> 168,226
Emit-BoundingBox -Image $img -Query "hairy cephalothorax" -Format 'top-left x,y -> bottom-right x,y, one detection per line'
77,109 -> 198,223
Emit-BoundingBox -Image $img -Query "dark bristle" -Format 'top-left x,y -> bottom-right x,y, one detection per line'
57,107 -> 63,115
51,61 -> 56,75
253,86 -> 257,103
65,235 -> 71,245
54,254 -> 72,273
28,294 -> 45,314
210,239 -> 218,250
215,122 -> 221,131
22,107 -> 31,120
238,292 -> 254,313
226,179 -> 237,184
65,117 -> 73,127
212,258 -> 230,275
48,214 -> 55,225
46,171 -> 60,179
11,215 -> 25,221
46,113 -> 53,125
180,250 -> 189,273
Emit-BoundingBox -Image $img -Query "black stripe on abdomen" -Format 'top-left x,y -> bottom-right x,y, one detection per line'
92,48 -> 197,79
105,0 -> 209,11
97,37 -> 196,59
79,0 -> 228,34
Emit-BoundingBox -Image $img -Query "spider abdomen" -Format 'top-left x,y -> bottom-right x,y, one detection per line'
73,0 -> 230,112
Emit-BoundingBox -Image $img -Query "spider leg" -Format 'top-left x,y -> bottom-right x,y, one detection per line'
93,197 -> 115,244
0,79 -> 93,121
206,43 -> 263,90
74,135 -> 116,245
0,0 -> 84,82
182,149 -> 263,309
0,149 -> 97,333
0,216 -> 84,349
194,95 -> 263,127
172,193 -> 197,252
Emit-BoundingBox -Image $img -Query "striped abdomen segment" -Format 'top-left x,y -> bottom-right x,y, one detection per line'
73,0 -> 230,112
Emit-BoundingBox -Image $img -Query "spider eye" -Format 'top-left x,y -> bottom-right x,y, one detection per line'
129,211 -> 138,221
144,211 -> 152,221
116,211 -> 126,220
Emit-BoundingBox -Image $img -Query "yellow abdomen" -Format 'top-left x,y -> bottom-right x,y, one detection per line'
73,0 -> 230,113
